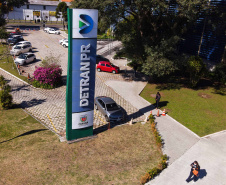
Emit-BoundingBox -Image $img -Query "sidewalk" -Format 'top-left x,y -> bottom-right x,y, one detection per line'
105,52 -> 226,184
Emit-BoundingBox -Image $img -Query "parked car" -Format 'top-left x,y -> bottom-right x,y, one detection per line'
13,41 -> 32,49
59,38 -> 68,45
14,53 -> 36,65
94,96 -> 124,122
10,44 -> 32,56
44,27 -> 52,32
96,61 -> 120,74
96,55 -> 109,64
8,34 -> 21,39
7,35 -> 24,45
62,40 -> 68,48
47,28 -> 60,34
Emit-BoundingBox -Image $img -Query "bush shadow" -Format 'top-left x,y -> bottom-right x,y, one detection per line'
19,98 -> 46,108
11,84 -> 30,92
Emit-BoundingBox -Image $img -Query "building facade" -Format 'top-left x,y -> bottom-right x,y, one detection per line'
6,0 -> 71,22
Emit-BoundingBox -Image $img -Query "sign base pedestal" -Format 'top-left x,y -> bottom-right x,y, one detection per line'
67,135 -> 97,144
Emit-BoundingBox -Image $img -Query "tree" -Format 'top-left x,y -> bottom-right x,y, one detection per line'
0,0 -> 28,27
187,56 -> 206,87
72,0 -> 211,78
56,2 -> 68,28
0,28 -> 9,43
0,75 -> 13,109
142,36 -> 185,80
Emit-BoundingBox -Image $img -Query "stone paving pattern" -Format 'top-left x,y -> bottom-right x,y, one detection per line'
0,30 -> 145,136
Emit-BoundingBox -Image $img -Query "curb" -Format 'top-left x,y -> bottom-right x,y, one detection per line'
0,67 -> 30,86
202,130 -> 226,138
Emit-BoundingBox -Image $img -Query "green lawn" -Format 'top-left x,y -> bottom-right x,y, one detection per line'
140,83 -> 226,137
0,107 -> 162,184
0,44 -> 28,82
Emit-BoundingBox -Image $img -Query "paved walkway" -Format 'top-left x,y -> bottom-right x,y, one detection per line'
103,52 -> 226,184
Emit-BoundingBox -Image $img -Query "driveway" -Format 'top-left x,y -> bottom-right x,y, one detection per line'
1,28 -> 146,137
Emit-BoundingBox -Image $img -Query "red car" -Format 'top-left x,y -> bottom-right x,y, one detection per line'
96,61 -> 120,74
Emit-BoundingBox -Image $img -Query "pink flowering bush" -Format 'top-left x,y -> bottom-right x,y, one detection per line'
32,64 -> 62,89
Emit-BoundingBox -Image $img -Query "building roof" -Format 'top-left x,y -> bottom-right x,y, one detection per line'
28,0 -> 71,6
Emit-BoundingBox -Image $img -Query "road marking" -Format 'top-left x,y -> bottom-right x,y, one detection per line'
45,45 -> 49,48
47,114 -> 58,133
94,110 -> 107,124
36,53 -> 43,60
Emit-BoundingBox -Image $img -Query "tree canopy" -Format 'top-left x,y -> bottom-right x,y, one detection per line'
0,0 -> 28,27
71,0 -> 218,79
56,2 -> 68,22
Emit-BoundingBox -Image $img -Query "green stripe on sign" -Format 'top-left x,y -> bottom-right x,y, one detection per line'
66,8 -> 73,141
79,20 -> 86,28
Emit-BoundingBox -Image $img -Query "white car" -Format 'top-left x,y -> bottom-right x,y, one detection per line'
62,40 -> 68,48
59,38 -> 68,45
48,28 -> 60,35
44,27 -> 52,32
10,44 -> 32,56
13,41 -> 32,49
14,53 -> 36,65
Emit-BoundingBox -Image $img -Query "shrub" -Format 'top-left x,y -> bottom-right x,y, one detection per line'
140,155 -> 168,184
149,114 -> 155,124
186,56 -> 206,87
140,114 -> 168,184
213,63 -> 226,85
32,64 -> 62,89
40,55 -> 60,68
147,167 -> 161,177
150,117 -> 162,146
0,75 -> 13,109
0,89 -> 13,109
140,173 -> 151,184
161,155 -> 168,169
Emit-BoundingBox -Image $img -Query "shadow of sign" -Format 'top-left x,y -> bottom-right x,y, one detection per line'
0,129 -> 48,144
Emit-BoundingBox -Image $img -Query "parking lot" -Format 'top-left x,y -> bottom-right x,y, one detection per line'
4,28 -> 146,136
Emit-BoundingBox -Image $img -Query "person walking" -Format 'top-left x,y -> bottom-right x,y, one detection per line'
186,161 -> 200,183
155,92 -> 161,109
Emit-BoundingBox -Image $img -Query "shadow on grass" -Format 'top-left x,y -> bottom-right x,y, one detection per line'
94,100 -> 170,135
126,101 -> 169,121
156,83 -> 183,91
0,129 -> 48,144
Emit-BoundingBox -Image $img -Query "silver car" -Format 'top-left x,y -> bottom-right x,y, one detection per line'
13,41 -> 32,49
94,96 -> 124,122
10,44 -> 32,56
14,53 -> 36,65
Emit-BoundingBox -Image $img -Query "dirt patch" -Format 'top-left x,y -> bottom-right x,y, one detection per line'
198,92 -> 212,99
164,108 -> 171,113
150,94 -> 156,98
150,92 -> 164,98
